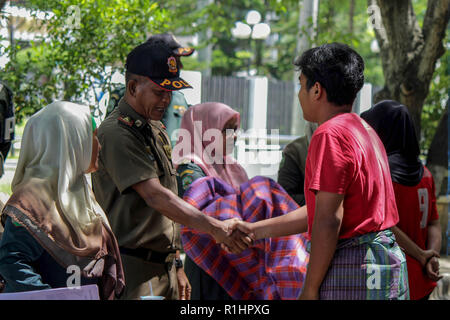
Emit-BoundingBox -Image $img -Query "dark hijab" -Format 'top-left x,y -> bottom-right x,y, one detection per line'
360,100 -> 424,186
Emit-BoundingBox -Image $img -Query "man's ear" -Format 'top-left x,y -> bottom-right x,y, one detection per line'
127,79 -> 138,98
313,82 -> 323,101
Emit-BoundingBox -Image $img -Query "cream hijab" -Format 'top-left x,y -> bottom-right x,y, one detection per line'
6,101 -> 109,264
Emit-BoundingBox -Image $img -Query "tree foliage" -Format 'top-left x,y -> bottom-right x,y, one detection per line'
0,0 -> 447,158
1,0 -> 171,121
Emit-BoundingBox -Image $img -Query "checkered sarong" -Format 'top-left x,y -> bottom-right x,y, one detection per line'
181,176 -> 309,300
318,229 -> 410,300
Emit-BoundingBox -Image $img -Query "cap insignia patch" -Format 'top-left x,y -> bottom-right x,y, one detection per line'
167,56 -> 178,74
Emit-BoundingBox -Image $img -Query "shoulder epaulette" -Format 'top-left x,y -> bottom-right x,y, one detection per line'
118,116 -> 134,127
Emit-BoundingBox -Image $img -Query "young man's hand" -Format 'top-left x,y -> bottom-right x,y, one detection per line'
225,218 -> 255,239
212,219 -> 253,254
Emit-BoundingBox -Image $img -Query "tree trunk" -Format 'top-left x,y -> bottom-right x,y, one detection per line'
291,0 -> 319,136
369,0 -> 449,138
369,0 -> 449,194
197,0 -> 213,77
349,0 -> 355,34
326,2 -> 335,33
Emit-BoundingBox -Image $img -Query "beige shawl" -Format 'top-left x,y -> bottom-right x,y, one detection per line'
2,101 -> 124,299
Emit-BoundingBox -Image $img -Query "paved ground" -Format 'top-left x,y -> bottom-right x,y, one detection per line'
439,255 -> 450,275
429,255 -> 450,300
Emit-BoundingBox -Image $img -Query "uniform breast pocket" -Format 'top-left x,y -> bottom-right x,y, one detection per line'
156,164 -> 165,178
159,158 -> 177,178
168,163 -> 177,177
154,157 -> 166,178
145,145 -> 164,178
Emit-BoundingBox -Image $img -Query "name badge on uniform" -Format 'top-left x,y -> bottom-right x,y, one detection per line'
163,144 -> 172,160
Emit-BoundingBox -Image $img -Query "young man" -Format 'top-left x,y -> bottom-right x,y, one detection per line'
228,43 -> 409,300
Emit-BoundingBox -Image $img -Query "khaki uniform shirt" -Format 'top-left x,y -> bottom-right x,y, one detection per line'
277,136 -> 309,206
92,98 -> 180,253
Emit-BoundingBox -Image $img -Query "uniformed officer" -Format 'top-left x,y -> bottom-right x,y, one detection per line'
105,84 -> 125,119
277,121 -> 317,206
92,39 -> 251,300
105,34 -> 192,147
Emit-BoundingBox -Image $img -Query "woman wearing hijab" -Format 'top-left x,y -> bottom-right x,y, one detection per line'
361,100 -> 442,300
173,102 -> 247,300
173,102 -> 309,300
0,101 -> 125,300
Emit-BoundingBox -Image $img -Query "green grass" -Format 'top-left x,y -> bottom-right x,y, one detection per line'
8,119 -> 27,160
15,119 -> 26,136
0,120 -> 27,193
0,181 -> 11,196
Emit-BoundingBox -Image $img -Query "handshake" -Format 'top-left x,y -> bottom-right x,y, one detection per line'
211,218 -> 257,254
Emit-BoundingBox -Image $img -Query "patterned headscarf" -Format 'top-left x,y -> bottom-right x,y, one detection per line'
173,102 -> 248,190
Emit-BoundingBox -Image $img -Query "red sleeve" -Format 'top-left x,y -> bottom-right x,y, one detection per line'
429,174 -> 439,221
307,132 -> 355,195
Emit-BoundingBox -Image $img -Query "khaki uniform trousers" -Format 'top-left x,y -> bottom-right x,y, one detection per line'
119,253 -> 178,300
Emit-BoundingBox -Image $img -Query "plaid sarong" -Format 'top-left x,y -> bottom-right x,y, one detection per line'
318,229 -> 410,300
181,176 -> 309,300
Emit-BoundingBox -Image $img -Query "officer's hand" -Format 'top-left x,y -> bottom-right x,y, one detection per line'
176,267 -> 192,300
214,219 -> 253,254
221,229 -> 254,254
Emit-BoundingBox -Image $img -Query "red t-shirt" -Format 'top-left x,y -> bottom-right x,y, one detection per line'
305,113 -> 399,240
393,166 -> 439,299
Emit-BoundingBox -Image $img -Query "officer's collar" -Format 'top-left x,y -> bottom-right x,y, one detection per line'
117,97 -> 149,130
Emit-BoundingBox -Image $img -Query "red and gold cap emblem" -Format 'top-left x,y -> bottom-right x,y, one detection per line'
167,56 -> 178,74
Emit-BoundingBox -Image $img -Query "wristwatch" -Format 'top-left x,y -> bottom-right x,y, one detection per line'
175,258 -> 183,269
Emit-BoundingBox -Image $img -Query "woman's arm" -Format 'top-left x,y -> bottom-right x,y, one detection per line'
177,163 -> 207,198
425,219 -> 442,281
0,216 -> 51,292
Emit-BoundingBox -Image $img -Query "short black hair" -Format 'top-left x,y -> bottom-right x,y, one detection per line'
294,43 -> 364,106
125,70 -> 142,85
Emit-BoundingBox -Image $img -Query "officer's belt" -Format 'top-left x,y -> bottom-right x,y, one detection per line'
119,247 -> 174,264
